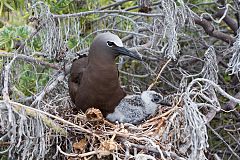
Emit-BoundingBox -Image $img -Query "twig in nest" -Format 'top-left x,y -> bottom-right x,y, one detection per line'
0,100 -> 67,135
57,145 -> 111,158
132,137 -> 166,160
103,119 -> 117,128
98,133 -> 117,156
147,59 -> 172,90
1,100 -> 101,138
142,105 -> 178,127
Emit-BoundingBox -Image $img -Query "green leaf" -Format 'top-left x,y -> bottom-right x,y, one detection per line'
3,2 -> 14,11
0,2 -> 4,16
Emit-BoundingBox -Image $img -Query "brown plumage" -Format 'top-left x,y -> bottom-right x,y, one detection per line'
68,32 -> 142,117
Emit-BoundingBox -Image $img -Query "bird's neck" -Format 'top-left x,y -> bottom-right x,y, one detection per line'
88,53 -> 118,72
86,52 -> 121,90
87,57 -> 119,81
85,63 -> 122,96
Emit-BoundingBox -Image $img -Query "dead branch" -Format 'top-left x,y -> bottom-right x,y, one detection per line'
209,8 -> 238,34
186,78 -> 240,104
148,59 -> 172,90
0,52 -> 61,70
30,72 -> 65,106
1,100 -> 100,137
207,124 -> 240,159
53,10 -> 163,19
193,16 -> 236,44
0,100 -> 67,135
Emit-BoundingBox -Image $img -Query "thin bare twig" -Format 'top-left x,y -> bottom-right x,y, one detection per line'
207,124 -> 240,159
57,145 -> 111,158
0,100 -> 100,137
53,10 -> 163,19
147,59 -> 172,90
0,52 -> 60,70
0,101 -> 67,135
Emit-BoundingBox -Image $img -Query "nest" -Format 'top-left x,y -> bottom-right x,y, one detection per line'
68,103 -> 185,159
0,93 -> 208,160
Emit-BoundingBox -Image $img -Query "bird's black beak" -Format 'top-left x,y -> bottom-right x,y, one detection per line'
153,94 -> 172,106
113,46 -> 142,61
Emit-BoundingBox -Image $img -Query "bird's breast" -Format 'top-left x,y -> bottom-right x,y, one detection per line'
75,68 -> 125,116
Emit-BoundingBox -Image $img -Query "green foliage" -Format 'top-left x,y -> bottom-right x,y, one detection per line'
44,0 -> 108,14
67,36 -> 78,49
0,0 -> 27,18
15,63 -> 51,97
0,154 -> 8,160
223,73 -> 231,83
0,0 -> 14,16
99,0 -> 110,6
0,26 -> 30,51
31,36 -> 43,51
236,104 -> 240,114
122,1 -> 135,9
17,70 -> 37,96
46,0 -> 73,14
188,0 -> 213,4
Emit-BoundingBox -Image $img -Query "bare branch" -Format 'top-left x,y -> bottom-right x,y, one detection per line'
207,124 -> 240,159
0,52 -> 61,70
193,16 -> 236,44
53,10 -> 163,19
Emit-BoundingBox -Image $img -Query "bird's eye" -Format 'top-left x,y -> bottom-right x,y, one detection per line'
151,94 -> 162,103
107,41 -> 115,47
152,98 -> 160,103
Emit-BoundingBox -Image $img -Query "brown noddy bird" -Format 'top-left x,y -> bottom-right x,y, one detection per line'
69,32 -> 142,116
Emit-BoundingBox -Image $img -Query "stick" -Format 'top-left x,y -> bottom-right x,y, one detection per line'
57,146 -> 111,158
147,59 -> 172,90
0,100 -> 100,138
